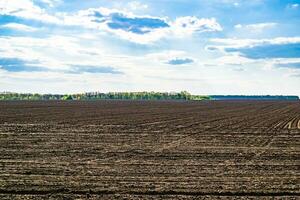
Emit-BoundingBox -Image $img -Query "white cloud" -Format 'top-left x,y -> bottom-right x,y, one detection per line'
0,0 -> 61,23
291,4 -> 299,8
0,1 -> 222,44
107,28 -> 169,44
234,22 -> 277,32
0,35 -> 151,76
287,3 -> 299,9
60,8 -> 171,44
0,35 -> 198,93
272,58 -> 300,69
233,2 -> 239,7
206,37 -> 300,71
234,24 -> 242,29
127,1 -> 148,11
64,8 -> 222,44
0,70 -> 128,94
213,54 -> 254,66
0,35 -> 99,70
0,23 -> 38,32
172,17 -> 222,37
40,0 -> 62,7
146,50 -> 190,62
144,50 -> 195,66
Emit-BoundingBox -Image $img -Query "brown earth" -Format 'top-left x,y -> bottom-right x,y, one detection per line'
0,100 -> 299,199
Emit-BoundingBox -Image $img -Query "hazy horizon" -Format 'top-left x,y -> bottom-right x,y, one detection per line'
0,0 -> 300,95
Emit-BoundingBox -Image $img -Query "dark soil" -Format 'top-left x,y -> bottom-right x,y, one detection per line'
0,100 -> 299,199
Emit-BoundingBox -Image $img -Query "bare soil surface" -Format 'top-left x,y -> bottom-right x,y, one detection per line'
0,100 -> 299,199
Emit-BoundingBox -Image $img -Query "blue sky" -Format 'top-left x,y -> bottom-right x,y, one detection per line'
0,0 -> 300,95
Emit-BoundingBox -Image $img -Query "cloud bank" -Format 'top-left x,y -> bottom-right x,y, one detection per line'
0,1 -> 222,44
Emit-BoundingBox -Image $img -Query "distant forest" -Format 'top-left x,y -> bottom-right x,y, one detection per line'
210,95 -> 299,100
0,92 -> 298,101
0,91 -> 210,101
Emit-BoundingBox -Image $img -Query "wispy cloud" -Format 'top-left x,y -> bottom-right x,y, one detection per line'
0,57 -> 46,72
127,1 -> 148,11
146,50 -> 196,65
68,65 -> 123,74
206,55 -> 254,66
0,56 -> 123,75
0,0 -> 61,23
286,3 -> 299,9
39,0 -> 62,8
225,43 -> 300,59
276,62 -> 300,69
210,37 -> 300,48
0,23 -> 38,31
167,58 -> 194,65
234,22 -> 277,32
208,37 -> 300,59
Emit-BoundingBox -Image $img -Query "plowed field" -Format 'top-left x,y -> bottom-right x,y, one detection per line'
0,100 -> 299,199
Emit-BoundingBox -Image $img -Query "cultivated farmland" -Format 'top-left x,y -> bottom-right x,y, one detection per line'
0,100 -> 299,199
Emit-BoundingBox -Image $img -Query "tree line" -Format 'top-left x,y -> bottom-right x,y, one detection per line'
210,95 -> 299,100
0,91 -> 211,101
1,92 -> 297,101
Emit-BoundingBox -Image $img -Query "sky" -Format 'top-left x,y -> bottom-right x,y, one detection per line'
0,0 -> 300,95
